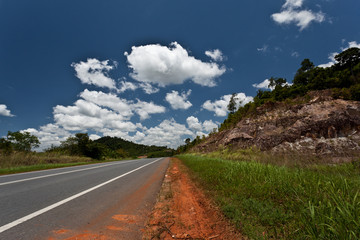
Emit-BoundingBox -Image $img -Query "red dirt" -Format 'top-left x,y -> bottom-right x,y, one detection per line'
143,158 -> 244,240
53,229 -> 70,235
47,158 -> 243,240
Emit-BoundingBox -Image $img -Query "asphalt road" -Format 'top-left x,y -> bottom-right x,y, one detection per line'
0,157 -> 169,240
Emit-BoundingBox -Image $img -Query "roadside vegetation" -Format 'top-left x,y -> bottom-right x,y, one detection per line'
178,153 -> 360,239
0,131 -> 173,174
173,47 -> 360,239
176,47 -> 360,152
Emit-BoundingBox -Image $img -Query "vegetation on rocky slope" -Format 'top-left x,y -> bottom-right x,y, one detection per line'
219,47 -> 360,132
176,47 -> 360,240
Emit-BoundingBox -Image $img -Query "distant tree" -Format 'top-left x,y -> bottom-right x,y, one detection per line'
60,136 -> 79,155
298,59 -> 315,74
268,77 -> 287,89
335,47 -> 360,67
116,148 -> 129,158
185,138 -> 191,145
74,133 -> 90,155
0,138 -> 13,155
227,93 -> 238,114
335,47 -> 360,76
60,133 -> 92,156
85,142 -> 106,160
293,59 -> 315,85
6,131 -> 40,152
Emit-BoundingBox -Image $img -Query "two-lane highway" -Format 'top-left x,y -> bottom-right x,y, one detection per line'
0,157 -> 169,239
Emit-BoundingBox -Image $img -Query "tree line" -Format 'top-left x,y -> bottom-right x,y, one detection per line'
0,131 -> 173,160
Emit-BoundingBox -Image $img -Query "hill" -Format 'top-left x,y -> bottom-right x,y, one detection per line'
187,47 -> 360,162
94,136 -> 173,158
46,133 -> 174,160
193,90 -> 360,162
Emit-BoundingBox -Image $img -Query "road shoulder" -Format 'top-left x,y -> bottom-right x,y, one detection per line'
143,157 -> 244,240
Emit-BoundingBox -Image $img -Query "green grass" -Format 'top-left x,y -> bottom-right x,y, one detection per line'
178,153 -> 360,239
0,152 -> 128,175
0,162 -> 98,175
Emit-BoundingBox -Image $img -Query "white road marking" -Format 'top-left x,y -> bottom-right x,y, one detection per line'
0,160 -> 131,178
0,158 -> 162,233
0,160 -> 135,186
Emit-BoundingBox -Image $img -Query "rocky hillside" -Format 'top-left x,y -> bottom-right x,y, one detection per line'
193,90 -> 360,162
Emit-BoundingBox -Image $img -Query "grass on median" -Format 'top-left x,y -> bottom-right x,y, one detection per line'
177,153 -> 360,239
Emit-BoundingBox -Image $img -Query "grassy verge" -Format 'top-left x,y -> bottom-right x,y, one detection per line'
0,152 -> 127,175
0,162 -> 97,175
177,153 -> 360,239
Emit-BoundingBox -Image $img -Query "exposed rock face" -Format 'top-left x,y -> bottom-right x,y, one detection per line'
194,91 -> 360,160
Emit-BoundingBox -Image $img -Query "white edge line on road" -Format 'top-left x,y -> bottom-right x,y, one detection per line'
0,160 -> 133,178
0,158 -> 163,234
0,160 -> 134,186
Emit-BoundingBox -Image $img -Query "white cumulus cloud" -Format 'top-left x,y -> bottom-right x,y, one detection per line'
23,124 -> 71,151
203,120 -> 218,132
186,116 -> 219,137
347,41 -> 360,49
80,89 -> 133,118
53,89 -> 165,132
0,104 -> 14,117
252,79 -> 273,90
128,119 -> 194,148
165,90 -> 192,110
117,81 -> 159,94
71,58 -> 116,89
118,81 -> 138,93
202,93 -> 253,117
271,0 -> 325,31
79,89 -> 165,120
133,99 -> 166,120
205,49 -> 224,61
139,82 -> 160,94
186,116 -> 203,132
125,42 -> 226,87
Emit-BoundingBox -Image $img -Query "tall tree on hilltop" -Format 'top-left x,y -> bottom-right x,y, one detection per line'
293,59 -> 315,85
227,93 -> 238,114
335,47 -> 360,76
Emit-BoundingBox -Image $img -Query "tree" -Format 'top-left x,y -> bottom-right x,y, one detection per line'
298,59 -> 315,74
0,138 -> 13,155
335,47 -> 360,76
60,133 -> 91,156
335,47 -> 360,67
74,133 -> 91,155
293,59 -> 315,85
85,142 -> 106,160
227,93 -> 238,114
6,131 -> 40,152
268,77 -> 287,89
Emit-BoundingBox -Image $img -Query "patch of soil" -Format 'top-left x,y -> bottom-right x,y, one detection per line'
143,158 -> 244,240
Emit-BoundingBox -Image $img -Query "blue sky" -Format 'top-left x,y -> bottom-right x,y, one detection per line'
1,0 -> 359,150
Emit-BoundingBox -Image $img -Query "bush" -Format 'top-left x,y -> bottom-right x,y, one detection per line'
350,84 -> 360,100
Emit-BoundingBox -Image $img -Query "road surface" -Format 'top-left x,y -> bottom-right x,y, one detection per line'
0,157 -> 169,239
